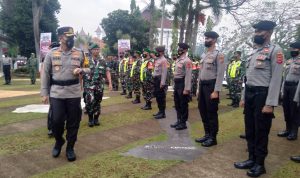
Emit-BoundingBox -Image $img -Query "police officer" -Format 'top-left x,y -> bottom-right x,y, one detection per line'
27,53 -> 38,85
170,43 -> 192,130
140,48 -> 154,110
2,54 -> 12,85
195,31 -> 225,147
119,52 -> 128,95
152,46 -> 168,119
130,50 -> 142,104
83,43 -> 112,127
234,21 -> 284,177
277,42 -> 300,140
41,26 -> 90,162
290,76 -> 300,163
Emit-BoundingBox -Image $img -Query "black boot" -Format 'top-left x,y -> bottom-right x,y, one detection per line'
88,114 -> 94,127
195,134 -> 210,143
247,164 -> 266,177
66,142 -> 76,162
277,130 -> 289,137
201,136 -> 217,147
291,155 -> 300,163
132,96 -> 141,104
120,90 -> 127,95
52,138 -> 65,158
175,122 -> 187,130
234,159 -> 255,169
94,114 -> 100,126
142,101 -> 152,110
153,111 -> 161,116
126,92 -> 133,99
154,111 -> 166,119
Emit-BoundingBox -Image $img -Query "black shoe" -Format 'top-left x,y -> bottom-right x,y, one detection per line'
290,155 -> 300,163
234,160 -> 255,169
170,122 -> 179,128
153,112 -> 160,117
94,119 -> 100,126
247,164 -> 266,177
201,138 -> 217,147
132,99 -> 141,104
287,133 -> 297,141
277,130 -> 289,137
195,135 -> 209,143
88,121 -> 94,127
240,134 -> 246,139
52,139 -> 65,158
66,149 -> 76,162
120,91 -> 127,95
48,130 -> 53,138
154,113 -> 166,119
175,123 -> 187,130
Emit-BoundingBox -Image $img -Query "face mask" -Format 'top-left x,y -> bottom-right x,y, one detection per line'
155,53 -> 160,57
177,49 -> 183,56
291,51 -> 299,57
172,57 -> 177,60
66,37 -> 74,49
120,56 -> 123,58
142,54 -> 148,58
204,41 -> 212,48
253,35 -> 265,45
125,54 -> 129,58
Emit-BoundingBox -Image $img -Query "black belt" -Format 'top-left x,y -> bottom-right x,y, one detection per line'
200,79 -> 216,85
246,85 -> 268,92
153,76 -> 161,79
285,81 -> 298,86
174,78 -> 184,82
52,79 -> 79,86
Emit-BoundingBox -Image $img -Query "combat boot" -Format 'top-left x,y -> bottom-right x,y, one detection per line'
195,134 -> 210,143
153,111 -> 161,116
132,96 -> 141,104
66,142 -> 76,162
94,114 -> 100,126
201,137 -> 217,147
120,90 -> 127,95
142,101 -> 152,110
175,122 -> 187,130
126,92 -> 133,99
52,138 -> 65,158
88,114 -> 94,127
154,111 -> 166,119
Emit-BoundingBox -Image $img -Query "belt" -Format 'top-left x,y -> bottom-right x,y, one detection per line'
153,76 -> 161,79
285,81 -> 298,86
52,79 -> 79,86
174,78 -> 184,82
246,85 -> 268,92
200,79 -> 216,85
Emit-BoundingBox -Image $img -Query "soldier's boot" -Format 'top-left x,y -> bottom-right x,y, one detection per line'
154,110 -> 166,119
94,114 -> 100,126
201,135 -> 217,147
175,118 -> 187,130
278,123 -> 290,137
66,142 -> 76,162
171,114 -> 181,128
120,90 -> 127,95
132,95 -> 141,104
88,114 -> 94,127
126,92 -> 133,99
143,101 -> 152,110
195,126 -> 210,143
52,138 -> 65,158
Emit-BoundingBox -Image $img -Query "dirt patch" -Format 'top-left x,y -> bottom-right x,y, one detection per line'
0,90 -> 40,99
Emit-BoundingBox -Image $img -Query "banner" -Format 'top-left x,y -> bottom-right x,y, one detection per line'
40,33 -> 52,60
118,39 -> 130,56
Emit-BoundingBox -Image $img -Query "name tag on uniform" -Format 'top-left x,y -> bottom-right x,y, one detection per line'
257,55 -> 266,61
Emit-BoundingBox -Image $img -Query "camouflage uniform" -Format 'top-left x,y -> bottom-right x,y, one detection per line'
226,59 -> 235,98
229,60 -> 243,107
119,57 -> 128,94
27,53 -> 39,84
130,56 -> 142,103
108,58 -> 119,91
166,58 -> 173,86
125,57 -> 134,98
141,57 -> 154,109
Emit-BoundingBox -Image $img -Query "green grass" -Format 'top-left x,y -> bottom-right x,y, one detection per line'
272,162 -> 300,178
32,134 -> 180,178
0,95 -> 41,108
0,80 -> 41,91
0,112 -> 46,127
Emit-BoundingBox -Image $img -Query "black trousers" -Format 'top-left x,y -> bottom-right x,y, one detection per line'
3,65 -> 11,83
282,82 -> 300,134
244,85 -> 274,165
174,78 -> 190,124
153,76 -> 167,113
50,97 -> 82,145
198,80 -> 219,138
47,103 -> 53,131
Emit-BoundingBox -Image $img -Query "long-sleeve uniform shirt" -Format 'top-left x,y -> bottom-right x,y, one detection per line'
198,49 -> 226,91
174,55 -> 193,91
41,47 -> 90,98
241,44 -> 284,106
153,56 -> 168,86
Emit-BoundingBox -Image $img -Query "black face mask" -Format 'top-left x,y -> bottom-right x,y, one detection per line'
172,57 -> 177,60
142,54 -> 148,58
204,41 -> 213,48
120,55 -> 124,58
291,51 -> 299,57
253,35 -> 265,45
125,54 -> 129,58
155,53 -> 160,57
177,50 -> 184,56
66,37 -> 74,49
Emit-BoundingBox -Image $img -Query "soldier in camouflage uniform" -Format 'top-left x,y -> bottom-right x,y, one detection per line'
130,50 -> 142,104
111,55 -> 119,91
226,57 -> 235,99
166,55 -> 173,87
119,52 -> 128,95
125,52 -> 134,99
140,48 -> 154,110
27,53 -> 39,84
83,43 -> 112,127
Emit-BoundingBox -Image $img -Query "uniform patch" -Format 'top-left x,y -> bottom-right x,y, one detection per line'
257,55 -> 266,60
277,52 -> 284,64
186,61 -> 192,69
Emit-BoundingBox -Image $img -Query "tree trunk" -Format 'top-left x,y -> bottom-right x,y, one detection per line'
149,0 -> 155,49
184,0 -> 194,44
32,0 -> 44,60
159,0 -> 166,45
191,0 -> 200,54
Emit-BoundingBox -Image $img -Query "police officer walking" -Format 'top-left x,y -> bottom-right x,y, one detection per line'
41,26 -> 90,162
234,21 -> 284,177
2,54 -> 12,85
195,31 -> 225,147
277,42 -> 300,140
27,53 -> 38,85
152,46 -> 168,119
170,43 -> 192,130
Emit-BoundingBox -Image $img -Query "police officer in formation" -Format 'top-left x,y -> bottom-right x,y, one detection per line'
119,52 -> 128,95
41,26 -> 90,162
234,21 -> 284,177
83,43 -> 112,127
130,50 -> 142,104
2,54 -> 12,85
170,43 -> 192,130
152,46 -> 168,119
140,48 -> 154,110
277,42 -> 300,140
27,53 -> 38,85
195,31 -> 225,147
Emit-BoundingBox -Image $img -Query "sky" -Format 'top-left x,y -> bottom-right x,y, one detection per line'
57,0 -> 162,36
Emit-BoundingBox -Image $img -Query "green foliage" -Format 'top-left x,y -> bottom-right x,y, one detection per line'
14,67 -> 29,74
101,9 -> 150,54
0,0 -> 60,57
206,16 -> 215,32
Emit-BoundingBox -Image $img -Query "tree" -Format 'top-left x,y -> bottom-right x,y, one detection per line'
130,0 -> 137,14
101,9 -> 150,54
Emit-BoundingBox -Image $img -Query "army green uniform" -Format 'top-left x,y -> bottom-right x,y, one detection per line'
109,59 -> 119,91
228,60 -> 243,107
130,57 -> 142,103
226,59 -> 235,98
119,57 -> 128,94
140,57 -> 154,109
27,53 -> 39,84
125,58 -> 134,98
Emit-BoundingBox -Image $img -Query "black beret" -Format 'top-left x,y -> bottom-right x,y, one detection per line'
57,26 -> 75,37
290,42 -> 300,49
49,42 -> 60,49
252,20 -> 276,31
178,43 -> 190,50
204,31 -> 219,39
155,46 -> 165,52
